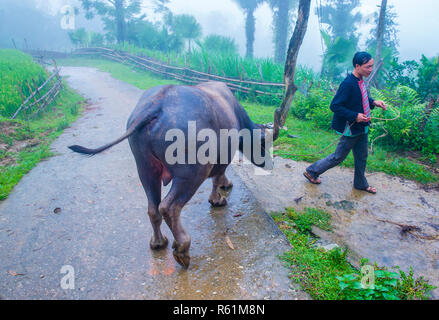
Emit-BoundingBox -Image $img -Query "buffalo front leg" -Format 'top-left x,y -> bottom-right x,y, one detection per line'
218,173 -> 233,190
209,175 -> 228,207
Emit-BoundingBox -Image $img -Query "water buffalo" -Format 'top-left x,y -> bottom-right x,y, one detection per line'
69,81 -> 272,268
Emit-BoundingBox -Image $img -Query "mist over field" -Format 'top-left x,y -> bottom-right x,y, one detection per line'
1,0 -> 438,70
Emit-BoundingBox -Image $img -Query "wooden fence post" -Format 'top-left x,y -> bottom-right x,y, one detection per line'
240,63 -> 249,80
32,78 -> 43,111
26,80 -> 40,111
17,82 -> 26,116
43,65 -> 55,86
256,63 -> 264,82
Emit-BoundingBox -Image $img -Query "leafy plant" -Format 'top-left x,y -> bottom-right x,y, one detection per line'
292,86 -> 334,130
337,264 -> 436,300
337,267 -> 400,300
371,85 -> 439,157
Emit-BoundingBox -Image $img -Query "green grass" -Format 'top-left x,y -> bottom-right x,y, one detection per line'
0,85 -> 84,200
0,49 -> 49,117
58,56 -> 438,184
271,207 -> 436,300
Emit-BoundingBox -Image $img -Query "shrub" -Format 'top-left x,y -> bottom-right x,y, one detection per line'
371,86 -> 439,157
200,34 -> 238,55
422,108 -> 439,155
292,87 -> 334,130
417,55 -> 439,102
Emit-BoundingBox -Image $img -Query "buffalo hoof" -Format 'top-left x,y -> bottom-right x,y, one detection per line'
173,251 -> 190,269
209,196 -> 227,207
172,241 -> 190,269
150,235 -> 168,250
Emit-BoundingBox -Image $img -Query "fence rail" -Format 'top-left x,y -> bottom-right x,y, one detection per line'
11,65 -> 63,119
72,47 -> 286,97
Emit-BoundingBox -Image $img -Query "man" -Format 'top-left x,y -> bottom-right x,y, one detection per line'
303,52 -> 387,194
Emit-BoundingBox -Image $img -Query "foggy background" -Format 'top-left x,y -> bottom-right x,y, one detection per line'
1,0 -> 438,70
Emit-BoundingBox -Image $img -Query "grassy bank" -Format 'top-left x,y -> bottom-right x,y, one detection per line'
271,208 -> 436,300
58,56 -> 438,185
0,49 -> 50,117
0,86 -> 84,200
0,50 -> 85,200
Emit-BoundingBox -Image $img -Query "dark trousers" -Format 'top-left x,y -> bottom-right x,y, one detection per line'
306,133 -> 369,190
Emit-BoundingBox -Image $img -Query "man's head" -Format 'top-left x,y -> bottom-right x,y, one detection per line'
353,52 -> 374,78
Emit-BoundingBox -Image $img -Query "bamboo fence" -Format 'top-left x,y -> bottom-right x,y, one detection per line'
11,65 -> 63,119
72,47 -> 286,98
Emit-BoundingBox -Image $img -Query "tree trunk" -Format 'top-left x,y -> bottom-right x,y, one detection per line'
245,8 -> 256,58
115,0 -> 126,43
373,0 -> 387,81
273,0 -> 311,141
274,0 -> 290,64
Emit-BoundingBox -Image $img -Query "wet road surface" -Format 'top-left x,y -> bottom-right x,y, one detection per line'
0,67 -> 307,300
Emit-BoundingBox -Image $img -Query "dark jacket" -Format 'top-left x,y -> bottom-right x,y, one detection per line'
330,73 -> 375,136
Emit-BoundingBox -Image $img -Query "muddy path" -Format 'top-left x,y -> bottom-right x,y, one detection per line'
0,67 -> 308,300
233,157 -> 439,298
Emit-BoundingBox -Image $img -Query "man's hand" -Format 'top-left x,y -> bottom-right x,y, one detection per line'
374,100 -> 387,110
356,113 -> 370,123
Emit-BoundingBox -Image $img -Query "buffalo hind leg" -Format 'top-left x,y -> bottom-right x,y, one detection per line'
209,175 -> 228,207
131,148 -> 168,250
159,176 -> 205,268
142,172 -> 169,250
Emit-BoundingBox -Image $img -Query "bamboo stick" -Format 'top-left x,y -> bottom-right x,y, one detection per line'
26,80 -> 40,110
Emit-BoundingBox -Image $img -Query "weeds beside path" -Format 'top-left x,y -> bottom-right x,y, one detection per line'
271,207 -> 436,300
